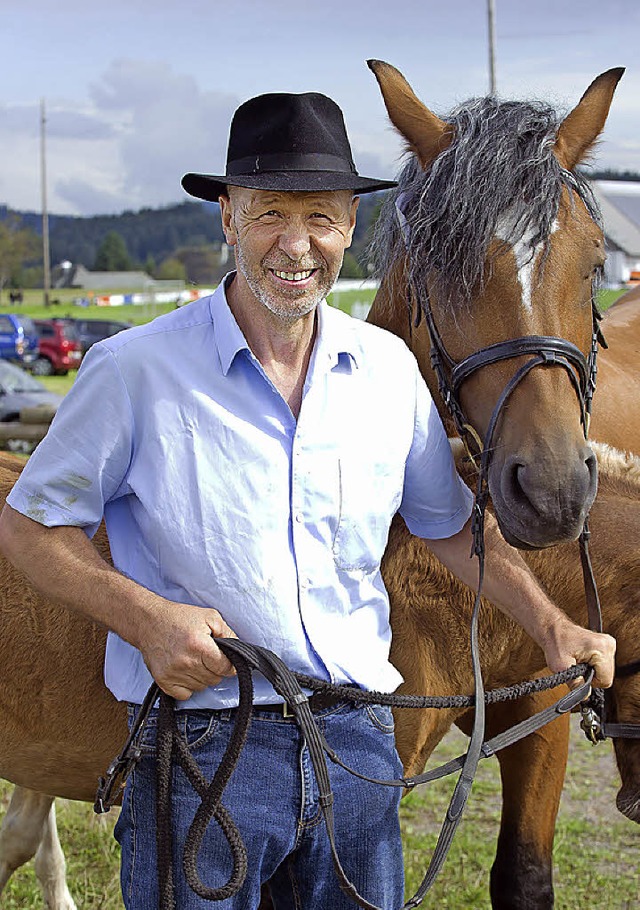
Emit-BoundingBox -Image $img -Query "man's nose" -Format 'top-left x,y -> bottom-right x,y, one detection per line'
278,220 -> 311,260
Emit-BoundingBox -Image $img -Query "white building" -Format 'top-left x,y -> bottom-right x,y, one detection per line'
590,181 -> 640,287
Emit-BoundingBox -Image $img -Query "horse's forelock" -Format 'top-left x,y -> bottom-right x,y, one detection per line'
371,96 -> 602,311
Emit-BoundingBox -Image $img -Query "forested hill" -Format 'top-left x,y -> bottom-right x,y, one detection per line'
1,202 -> 225,270
0,192 -> 384,272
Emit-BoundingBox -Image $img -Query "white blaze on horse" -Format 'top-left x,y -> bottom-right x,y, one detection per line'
1,62 -> 638,910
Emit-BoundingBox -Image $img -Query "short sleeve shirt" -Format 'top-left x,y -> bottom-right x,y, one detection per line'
7,277 -> 474,707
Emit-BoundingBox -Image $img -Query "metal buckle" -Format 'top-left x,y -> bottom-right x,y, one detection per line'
580,704 -> 604,744
282,700 -> 294,718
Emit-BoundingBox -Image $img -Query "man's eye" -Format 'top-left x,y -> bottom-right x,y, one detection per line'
311,213 -> 331,221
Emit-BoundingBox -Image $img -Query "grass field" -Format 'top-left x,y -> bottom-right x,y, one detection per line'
1,722 -> 637,908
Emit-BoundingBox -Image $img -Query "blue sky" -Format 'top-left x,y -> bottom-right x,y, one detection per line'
2,0 -> 638,216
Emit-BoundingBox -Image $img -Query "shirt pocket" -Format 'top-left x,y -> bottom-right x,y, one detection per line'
332,456 -> 403,573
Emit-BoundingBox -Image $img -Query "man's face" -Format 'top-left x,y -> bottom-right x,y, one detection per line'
219,187 -> 359,321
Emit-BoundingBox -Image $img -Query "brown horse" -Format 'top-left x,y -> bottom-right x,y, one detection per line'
367,60 -> 623,550
1,443 -> 639,908
365,61 -> 635,909
590,285 -> 640,452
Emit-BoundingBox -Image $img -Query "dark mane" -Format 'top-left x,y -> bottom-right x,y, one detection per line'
371,96 -> 602,310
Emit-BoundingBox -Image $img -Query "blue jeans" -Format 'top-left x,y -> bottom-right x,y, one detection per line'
114,700 -> 405,909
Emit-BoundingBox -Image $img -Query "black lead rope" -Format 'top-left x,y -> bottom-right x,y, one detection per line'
147,637 -> 593,910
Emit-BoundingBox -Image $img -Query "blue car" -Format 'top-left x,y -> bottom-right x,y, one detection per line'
0,313 -> 40,365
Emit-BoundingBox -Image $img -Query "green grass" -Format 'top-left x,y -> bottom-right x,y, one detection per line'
401,726 -> 639,909
1,723 -> 637,908
598,288 -> 628,311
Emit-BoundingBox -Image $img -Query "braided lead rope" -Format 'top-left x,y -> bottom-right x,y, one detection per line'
150,638 -> 594,910
156,656 -> 254,910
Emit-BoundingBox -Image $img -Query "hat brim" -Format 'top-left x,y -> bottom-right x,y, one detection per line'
181,171 -> 396,202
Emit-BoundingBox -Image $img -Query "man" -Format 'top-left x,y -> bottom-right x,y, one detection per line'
0,91 -> 615,909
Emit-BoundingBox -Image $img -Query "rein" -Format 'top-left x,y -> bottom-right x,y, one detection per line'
96,646 -> 593,910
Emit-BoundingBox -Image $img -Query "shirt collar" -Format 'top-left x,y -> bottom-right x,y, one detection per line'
210,272 -> 360,376
210,273 -> 251,376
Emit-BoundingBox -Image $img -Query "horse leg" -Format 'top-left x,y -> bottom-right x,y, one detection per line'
0,786 -> 76,910
34,799 -> 77,910
457,691 -> 570,910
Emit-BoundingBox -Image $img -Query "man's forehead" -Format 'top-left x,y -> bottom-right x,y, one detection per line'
228,187 -> 355,209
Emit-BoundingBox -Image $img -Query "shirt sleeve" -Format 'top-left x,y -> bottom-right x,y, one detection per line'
6,343 -> 134,535
399,360 -> 474,539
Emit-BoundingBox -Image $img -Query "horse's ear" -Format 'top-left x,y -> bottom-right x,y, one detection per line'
367,59 -> 453,169
554,68 -> 625,170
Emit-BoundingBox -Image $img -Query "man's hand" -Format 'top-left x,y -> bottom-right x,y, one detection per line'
540,616 -> 616,691
137,599 -> 237,701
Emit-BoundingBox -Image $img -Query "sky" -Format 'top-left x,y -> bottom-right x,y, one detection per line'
2,0 -> 639,221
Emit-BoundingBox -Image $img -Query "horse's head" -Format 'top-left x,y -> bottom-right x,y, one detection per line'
368,61 -> 624,549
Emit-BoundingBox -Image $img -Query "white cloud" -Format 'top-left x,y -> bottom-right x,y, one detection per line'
0,60 -> 241,216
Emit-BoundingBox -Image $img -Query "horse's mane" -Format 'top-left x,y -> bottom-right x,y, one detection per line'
371,96 -> 602,312
590,441 -> 640,497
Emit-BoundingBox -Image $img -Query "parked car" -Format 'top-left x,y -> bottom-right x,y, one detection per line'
72,318 -> 132,355
0,313 -> 40,366
0,360 -> 63,422
32,318 -> 83,376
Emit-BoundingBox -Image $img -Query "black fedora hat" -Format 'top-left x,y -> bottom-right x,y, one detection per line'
181,92 -> 396,202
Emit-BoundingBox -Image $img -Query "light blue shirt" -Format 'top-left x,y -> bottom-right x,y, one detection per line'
8,275 -> 474,708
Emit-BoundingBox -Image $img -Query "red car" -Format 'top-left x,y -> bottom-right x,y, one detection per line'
32,318 -> 83,376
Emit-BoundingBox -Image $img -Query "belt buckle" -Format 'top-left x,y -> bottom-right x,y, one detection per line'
282,700 -> 294,718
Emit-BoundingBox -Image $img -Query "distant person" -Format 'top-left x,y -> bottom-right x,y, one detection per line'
0,90 -> 616,909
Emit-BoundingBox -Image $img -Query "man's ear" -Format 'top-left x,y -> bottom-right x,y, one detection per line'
346,195 -> 360,248
219,193 -> 237,246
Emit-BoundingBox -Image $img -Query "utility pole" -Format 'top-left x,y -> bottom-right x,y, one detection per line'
40,98 -> 51,307
487,0 -> 497,95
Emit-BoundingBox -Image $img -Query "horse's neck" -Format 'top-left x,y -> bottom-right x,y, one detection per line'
368,275 -> 456,434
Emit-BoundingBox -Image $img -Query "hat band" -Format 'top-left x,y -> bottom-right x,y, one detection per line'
226,152 -> 357,176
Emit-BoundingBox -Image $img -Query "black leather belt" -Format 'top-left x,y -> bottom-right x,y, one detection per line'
253,688 -> 352,717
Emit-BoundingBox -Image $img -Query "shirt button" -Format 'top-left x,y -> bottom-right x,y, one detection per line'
295,512 -> 304,523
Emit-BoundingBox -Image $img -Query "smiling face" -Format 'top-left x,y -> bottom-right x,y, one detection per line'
219,187 -> 358,322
